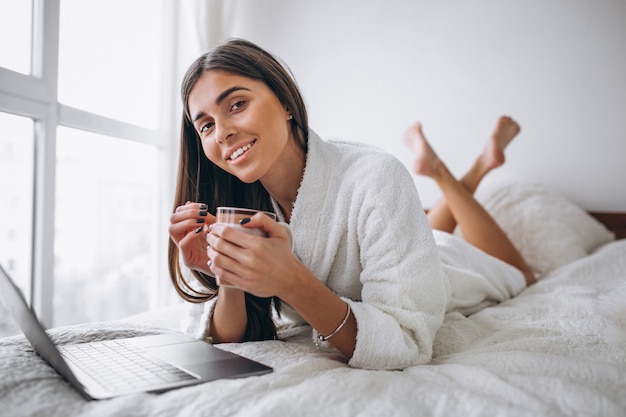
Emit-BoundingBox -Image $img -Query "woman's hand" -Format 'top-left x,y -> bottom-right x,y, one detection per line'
207,213 -> 296,298
169,202 -> 215,275
207,212 -> 356,356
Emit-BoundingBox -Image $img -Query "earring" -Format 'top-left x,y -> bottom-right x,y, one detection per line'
288,114 -> 294,120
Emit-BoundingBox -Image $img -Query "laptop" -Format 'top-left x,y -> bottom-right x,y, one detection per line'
0,264 -> 272,400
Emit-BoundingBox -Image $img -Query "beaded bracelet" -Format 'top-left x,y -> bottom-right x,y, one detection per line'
315,303 -> 351,348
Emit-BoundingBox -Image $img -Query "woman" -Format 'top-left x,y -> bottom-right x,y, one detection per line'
168,38 -> 533,370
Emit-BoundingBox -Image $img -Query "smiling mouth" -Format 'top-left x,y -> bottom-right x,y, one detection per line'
227,139 -> 257,161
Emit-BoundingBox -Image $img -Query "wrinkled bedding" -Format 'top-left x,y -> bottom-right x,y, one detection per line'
1,240 -> 625,417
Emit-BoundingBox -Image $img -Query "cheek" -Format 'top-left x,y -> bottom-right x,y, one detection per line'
252,109 -> 290,143
200,138 -> 221,164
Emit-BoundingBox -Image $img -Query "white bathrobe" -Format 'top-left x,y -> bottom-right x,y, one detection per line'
183,131 -> 525,370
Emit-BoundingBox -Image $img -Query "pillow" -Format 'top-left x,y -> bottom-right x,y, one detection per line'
459,178 -> 615,277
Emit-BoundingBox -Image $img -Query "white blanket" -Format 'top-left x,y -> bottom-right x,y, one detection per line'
1,240 -> 625,417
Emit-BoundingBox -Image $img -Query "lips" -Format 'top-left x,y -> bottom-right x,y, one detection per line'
226,139 -> 257,161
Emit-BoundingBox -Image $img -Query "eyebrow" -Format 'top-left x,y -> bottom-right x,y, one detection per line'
192,85 -> 252,123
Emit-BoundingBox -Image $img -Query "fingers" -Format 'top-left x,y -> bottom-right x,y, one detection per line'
240,212 -> 288,240
206,226 -> 247,275
207,222 -> 259,288
172,202 -> 209,220
206,215 -> 294,294
169,202 -> 215,243
168,202 -> 216,274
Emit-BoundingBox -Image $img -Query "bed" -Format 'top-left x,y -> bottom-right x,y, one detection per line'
1,180 -> 625,417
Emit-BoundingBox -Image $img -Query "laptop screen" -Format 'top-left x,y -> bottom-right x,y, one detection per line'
0,264 -> 86,391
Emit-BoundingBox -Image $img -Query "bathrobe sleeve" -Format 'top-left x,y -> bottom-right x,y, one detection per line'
286,133 -> 447,370
344,153 -> 447,369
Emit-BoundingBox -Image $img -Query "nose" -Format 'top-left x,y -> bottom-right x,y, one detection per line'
214,119 -> 236,144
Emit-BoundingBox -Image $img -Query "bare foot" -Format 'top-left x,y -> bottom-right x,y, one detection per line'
403,122 -> 442,177
479,116 -> 521,172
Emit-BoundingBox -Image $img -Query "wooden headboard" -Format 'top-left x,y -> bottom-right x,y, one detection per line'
589,211 -> 626,240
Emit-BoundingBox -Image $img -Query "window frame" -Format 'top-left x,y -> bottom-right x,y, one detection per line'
0,0 -> 179,327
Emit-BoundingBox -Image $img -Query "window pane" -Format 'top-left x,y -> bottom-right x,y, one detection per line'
58,0 -> 163,128
54,127 -> 159,326
0,113 -> 34,337
0,0 -> 33,74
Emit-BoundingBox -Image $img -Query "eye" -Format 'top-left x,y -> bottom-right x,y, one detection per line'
199,121 -> 214,134
231,100 -> 246,112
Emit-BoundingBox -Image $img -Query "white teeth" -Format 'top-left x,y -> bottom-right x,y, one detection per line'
229,142 -> 253,160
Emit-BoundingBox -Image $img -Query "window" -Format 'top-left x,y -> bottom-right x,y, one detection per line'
57,0 -> 163,128
0,0 -> 177,338
54,128 -> 160,325
0,0 -> 32,75
0,113 -> 34,337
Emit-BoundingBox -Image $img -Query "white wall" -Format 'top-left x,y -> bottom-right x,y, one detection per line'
178,0 -> 626,211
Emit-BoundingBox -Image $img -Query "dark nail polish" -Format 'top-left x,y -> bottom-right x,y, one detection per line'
199,210 -> 207,216
195,226 -> 203,234
196,218 -> 204,224
199,203 -> 207,210
239,217 -> 251,225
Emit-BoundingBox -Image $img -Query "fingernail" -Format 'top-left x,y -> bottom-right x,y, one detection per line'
239,217 -> 251,225
199,210 -> 208,216
207,260 -> 212,268
199,203 -> 207,210
208,224 -> 213,232
196,218 -> 204,224
195,226 -> 203,234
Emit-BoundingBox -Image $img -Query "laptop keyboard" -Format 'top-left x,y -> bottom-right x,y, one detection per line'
60,339 -> 197,392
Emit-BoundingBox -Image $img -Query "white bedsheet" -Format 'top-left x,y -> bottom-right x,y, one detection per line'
1,240 -> 625,417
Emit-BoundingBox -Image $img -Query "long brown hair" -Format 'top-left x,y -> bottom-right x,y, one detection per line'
168,39 -> 309,341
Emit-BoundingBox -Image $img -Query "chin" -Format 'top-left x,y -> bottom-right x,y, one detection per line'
228,165 -> 268,185
233,172 -> 262,184
239,177 -> 260,184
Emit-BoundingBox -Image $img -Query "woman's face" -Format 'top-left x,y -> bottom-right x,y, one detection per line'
187,70 -> 293,184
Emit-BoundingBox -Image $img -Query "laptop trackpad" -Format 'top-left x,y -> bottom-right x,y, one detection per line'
146,342 -> 236,366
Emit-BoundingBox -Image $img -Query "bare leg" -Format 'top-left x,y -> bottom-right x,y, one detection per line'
403,119 -> 535,286
403,116 -> 520,233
